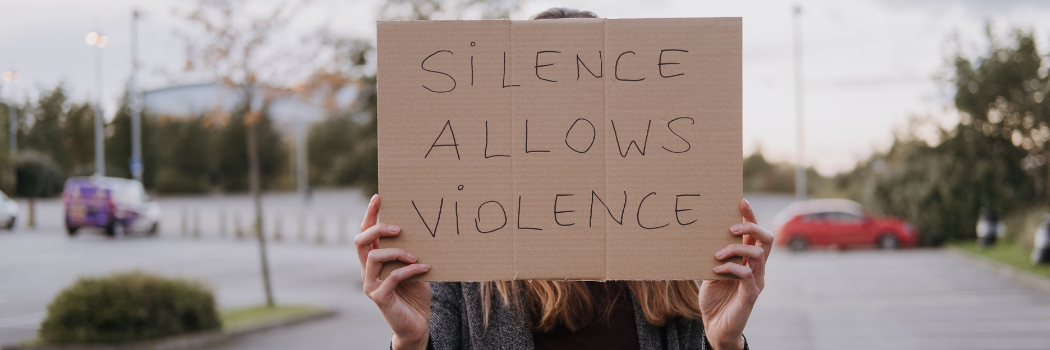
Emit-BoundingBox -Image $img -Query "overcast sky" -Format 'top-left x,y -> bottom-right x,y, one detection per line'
2,0 -> 1050,174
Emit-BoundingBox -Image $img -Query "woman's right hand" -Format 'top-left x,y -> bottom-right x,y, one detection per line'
356,194 -> 432,350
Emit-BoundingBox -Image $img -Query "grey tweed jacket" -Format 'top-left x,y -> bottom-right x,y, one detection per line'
425,282 -> 748,350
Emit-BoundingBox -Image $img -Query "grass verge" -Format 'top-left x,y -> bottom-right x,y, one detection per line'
4,305 -> 331,349
948,240 -> 1050,280
220,305 -> 329,332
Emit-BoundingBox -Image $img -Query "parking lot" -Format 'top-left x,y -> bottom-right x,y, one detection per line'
3,192 -> 1050,349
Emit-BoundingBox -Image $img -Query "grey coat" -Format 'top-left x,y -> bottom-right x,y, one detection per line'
425,282 -> 748,350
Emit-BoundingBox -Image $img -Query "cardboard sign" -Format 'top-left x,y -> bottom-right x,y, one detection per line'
377,18 -> 741,281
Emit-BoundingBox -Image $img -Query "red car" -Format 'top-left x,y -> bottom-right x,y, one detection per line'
772,199 -> 917,251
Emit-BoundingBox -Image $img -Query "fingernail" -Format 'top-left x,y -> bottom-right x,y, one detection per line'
716,249 -> 725,258
743,199 -> 750,208
731,224 -> 743,233
370,194 -> 377,203
407,253 -> 416,262
421,264 -> 430,270
389,225 -> 400,234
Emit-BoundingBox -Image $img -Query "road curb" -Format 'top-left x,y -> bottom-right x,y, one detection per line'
0,308 -> 337,350
945,246 -> 1050,296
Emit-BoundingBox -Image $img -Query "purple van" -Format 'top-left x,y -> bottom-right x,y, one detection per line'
63,176 -> 160,237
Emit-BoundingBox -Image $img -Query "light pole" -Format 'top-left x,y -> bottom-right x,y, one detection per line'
129,11 -> 143,182
2,70 -> 20,154
793,6 -> 807,201
85,31 -> 108,177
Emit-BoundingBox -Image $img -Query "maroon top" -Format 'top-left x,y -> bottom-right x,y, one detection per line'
532,282 -> 641,350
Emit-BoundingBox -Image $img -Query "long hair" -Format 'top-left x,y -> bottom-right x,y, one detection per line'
476,6 -> 704,334
481,281 -> 703,332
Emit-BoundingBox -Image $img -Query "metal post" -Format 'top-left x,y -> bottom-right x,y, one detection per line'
296,123 -> 308,204
8,96 -> 15,153
273,214 -> 282,241
219,207 -> 227,237
793,6 -> 806,201
130,10 -> 143,182
315,214 -> 324,244
93,35 -> 105,176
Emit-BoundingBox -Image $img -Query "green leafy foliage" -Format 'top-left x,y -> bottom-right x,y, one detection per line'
14,151 -> 63,198
831,27 -> 1046,245
308,77 -> 378,195
857,137 -> 1032,245
742,150 -> 826,195
38,271 -> 220,344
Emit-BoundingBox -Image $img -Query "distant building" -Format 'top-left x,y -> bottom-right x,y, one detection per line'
141,82 -> 358,133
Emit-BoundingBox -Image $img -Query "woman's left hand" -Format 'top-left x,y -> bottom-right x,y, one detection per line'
700,199 -> 773,350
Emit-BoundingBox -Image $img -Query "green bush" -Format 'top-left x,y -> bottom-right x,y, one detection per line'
38,271 -> 221,344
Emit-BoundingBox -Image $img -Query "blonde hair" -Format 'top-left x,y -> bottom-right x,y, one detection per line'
481,281 -> 703,332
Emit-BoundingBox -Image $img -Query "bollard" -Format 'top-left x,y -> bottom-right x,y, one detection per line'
298,212 -> 306,242
338,217 -> 348,244
234,212 -> 244,239
316,214 -> 325,244
219,208 -> 227,238
274,214 -> 282,242
181,206 -> 187,236
192,209 -> 201,238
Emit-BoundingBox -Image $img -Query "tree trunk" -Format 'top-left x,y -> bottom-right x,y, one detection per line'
1045,151 -> 1050,201
247,114 -> 275,308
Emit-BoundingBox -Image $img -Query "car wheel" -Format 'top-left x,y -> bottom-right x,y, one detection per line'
4,217 -> 13,230
878,233 -> 900,250
148,222 -> 159,236
105,220 -> 125,238
788,236 -> 809,251
66,223 -> 78,236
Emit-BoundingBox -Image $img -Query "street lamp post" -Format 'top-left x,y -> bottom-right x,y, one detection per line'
85,31 -> 108,177
793,6 -> 807,201
129,11 -> 144,182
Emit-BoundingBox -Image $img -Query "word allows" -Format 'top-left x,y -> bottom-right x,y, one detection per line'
377,18 -> 742,281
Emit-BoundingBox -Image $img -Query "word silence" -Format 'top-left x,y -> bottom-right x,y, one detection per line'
377,18 -> 742,281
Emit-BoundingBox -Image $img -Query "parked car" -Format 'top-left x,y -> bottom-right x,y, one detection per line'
772,199 -> 917,251
63,176 -> 160,237
0,190 -> 18,230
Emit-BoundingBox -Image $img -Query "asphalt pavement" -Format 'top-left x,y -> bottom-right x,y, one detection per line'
3,192 -> 1050,349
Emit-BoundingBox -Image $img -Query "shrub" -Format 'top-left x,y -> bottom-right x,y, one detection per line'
38,271 -> 221,344
14,151 -> 64,198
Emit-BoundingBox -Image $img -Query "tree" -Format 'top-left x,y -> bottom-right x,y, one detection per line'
951,27 -> 1050,198
25,87 -> 70,173
151,116 -> 214,193
14,151 -> 63,228
63,103 -> 97,176
177,0 -> 315,308
304,0 -> 520,197
0,102 -> 19,192
105,96 -> 133,179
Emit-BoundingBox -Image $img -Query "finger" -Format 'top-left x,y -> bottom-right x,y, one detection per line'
716,243 -> 764,262
739,199 -> 757,224
355,223 -> 401,277
371,263 -> 431,306
361,194 -> 380,232
739,199 -> 758,246
730,222 -> 774,257
364,248 -> 417,292
717,244 -> 767,288
713,262 -> 760,299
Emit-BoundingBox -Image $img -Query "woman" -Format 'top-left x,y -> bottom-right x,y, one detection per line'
357,8 -> 770,350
